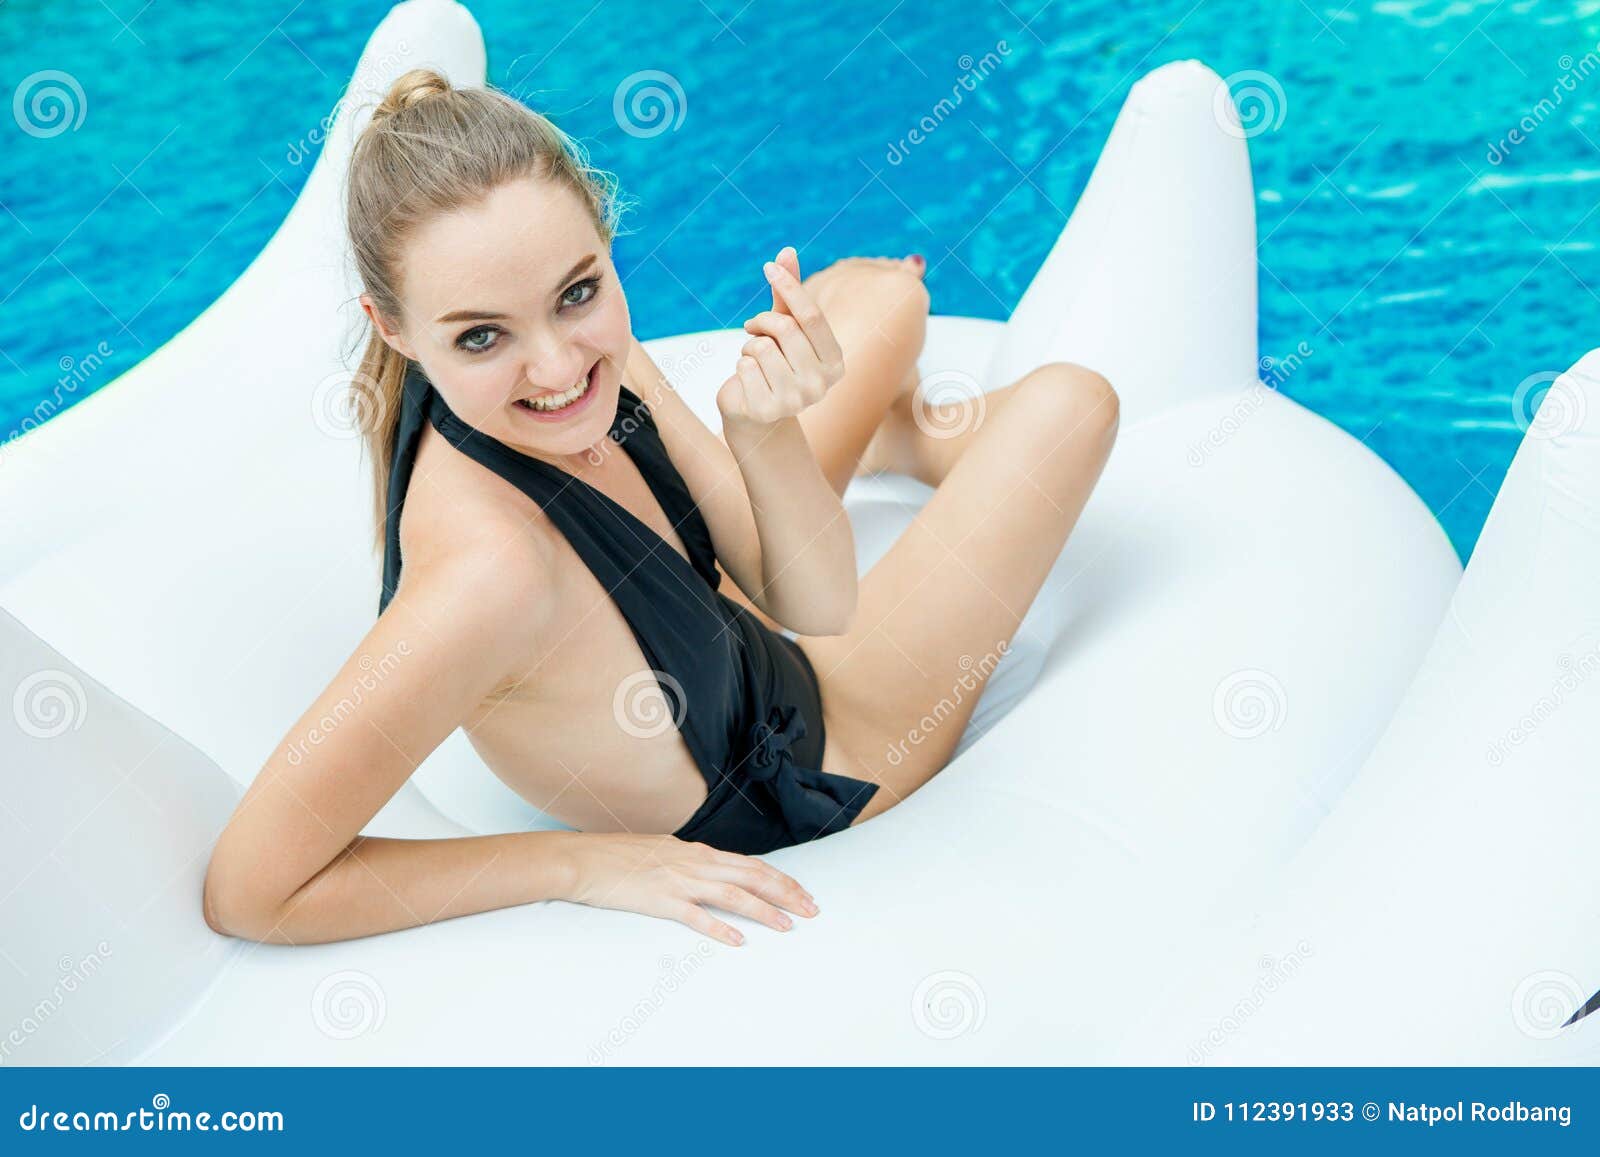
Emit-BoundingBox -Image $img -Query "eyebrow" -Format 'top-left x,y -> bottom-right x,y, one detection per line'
432,254 -> 600,325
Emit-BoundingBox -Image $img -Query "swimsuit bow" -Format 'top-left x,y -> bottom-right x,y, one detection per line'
738,701 -> 873,844
745,703 -> 807,783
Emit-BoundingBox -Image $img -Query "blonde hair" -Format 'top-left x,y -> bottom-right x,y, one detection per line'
345,67 -> 624,554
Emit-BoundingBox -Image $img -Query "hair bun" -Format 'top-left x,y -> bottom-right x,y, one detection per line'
374,68 -> 451,122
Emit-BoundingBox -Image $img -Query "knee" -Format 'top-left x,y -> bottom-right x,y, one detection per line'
1016,362 -> 1120,443
820,262 -> 931,320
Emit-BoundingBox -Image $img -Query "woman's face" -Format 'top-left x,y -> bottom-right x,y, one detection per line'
369,175 -> 632,465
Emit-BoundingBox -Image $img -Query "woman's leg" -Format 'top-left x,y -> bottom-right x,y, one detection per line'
792,255 -> 930,496
795,362 -> 1120,821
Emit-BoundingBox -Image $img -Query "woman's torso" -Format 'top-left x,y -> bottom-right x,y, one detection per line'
398,389 -> 732,834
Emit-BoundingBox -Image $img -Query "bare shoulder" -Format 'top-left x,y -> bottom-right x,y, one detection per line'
390,442 -> 559,665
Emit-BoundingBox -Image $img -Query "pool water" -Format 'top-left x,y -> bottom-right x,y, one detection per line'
4,0 -> 1598,559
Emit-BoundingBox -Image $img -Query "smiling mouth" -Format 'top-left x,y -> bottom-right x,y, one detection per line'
514,361 -> 599,413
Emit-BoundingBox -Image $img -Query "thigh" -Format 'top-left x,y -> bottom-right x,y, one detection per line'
796,363 -> 1120,821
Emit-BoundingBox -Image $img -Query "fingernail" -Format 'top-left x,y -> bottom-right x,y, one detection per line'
778,914 -> 793,930
731,929 -> 745,945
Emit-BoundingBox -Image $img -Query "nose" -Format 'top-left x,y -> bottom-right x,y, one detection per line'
520,336 -> 590,396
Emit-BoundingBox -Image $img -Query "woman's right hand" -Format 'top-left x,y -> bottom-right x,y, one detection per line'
557,832 -> 819,946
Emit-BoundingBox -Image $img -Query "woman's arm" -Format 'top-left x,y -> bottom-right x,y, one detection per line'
201,532 -> 561,943
625,251 -> 857,635
202,528 -> 818,947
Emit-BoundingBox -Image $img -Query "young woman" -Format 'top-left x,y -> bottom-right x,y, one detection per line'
203,69 -> 1118,948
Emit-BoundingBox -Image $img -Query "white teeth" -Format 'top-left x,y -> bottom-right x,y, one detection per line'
520,370 -> 593,412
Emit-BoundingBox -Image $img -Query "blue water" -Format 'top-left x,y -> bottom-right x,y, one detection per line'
4,0 -> 1598,560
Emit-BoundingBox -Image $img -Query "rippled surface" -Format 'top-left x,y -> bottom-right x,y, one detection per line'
4,0 -> 1598,557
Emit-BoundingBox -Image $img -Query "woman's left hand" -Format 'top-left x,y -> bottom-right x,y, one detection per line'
717,246 -> 846,429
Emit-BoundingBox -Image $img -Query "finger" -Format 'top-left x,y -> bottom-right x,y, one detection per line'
743,335 -> 796,397
736,355 -> 773,420
777,245 -> 802,283
743,311 -> 811,377
706,857 -> 819,917
763,262 -> 845,373
693,879 -> 794,933
672,901 -> 745,947
768,246 -> 801,315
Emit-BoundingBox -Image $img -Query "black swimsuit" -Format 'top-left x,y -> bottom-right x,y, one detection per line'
379,362 -> 878,855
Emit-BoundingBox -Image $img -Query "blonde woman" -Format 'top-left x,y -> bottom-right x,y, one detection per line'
203,69 -> 1118,948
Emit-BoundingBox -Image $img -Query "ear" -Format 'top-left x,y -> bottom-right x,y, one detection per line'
360,293 -> 416,359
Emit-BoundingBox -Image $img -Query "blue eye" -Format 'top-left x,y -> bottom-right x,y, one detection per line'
456,325 -> 501,354
562,276 -> 601,308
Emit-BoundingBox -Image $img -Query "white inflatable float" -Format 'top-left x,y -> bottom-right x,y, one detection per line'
10,0 -> 1558,1066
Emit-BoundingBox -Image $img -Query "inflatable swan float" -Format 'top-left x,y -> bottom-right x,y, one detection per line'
1,0 -> 1591,1065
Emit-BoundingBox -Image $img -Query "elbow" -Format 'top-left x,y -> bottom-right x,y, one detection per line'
201,855 -> 281,943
